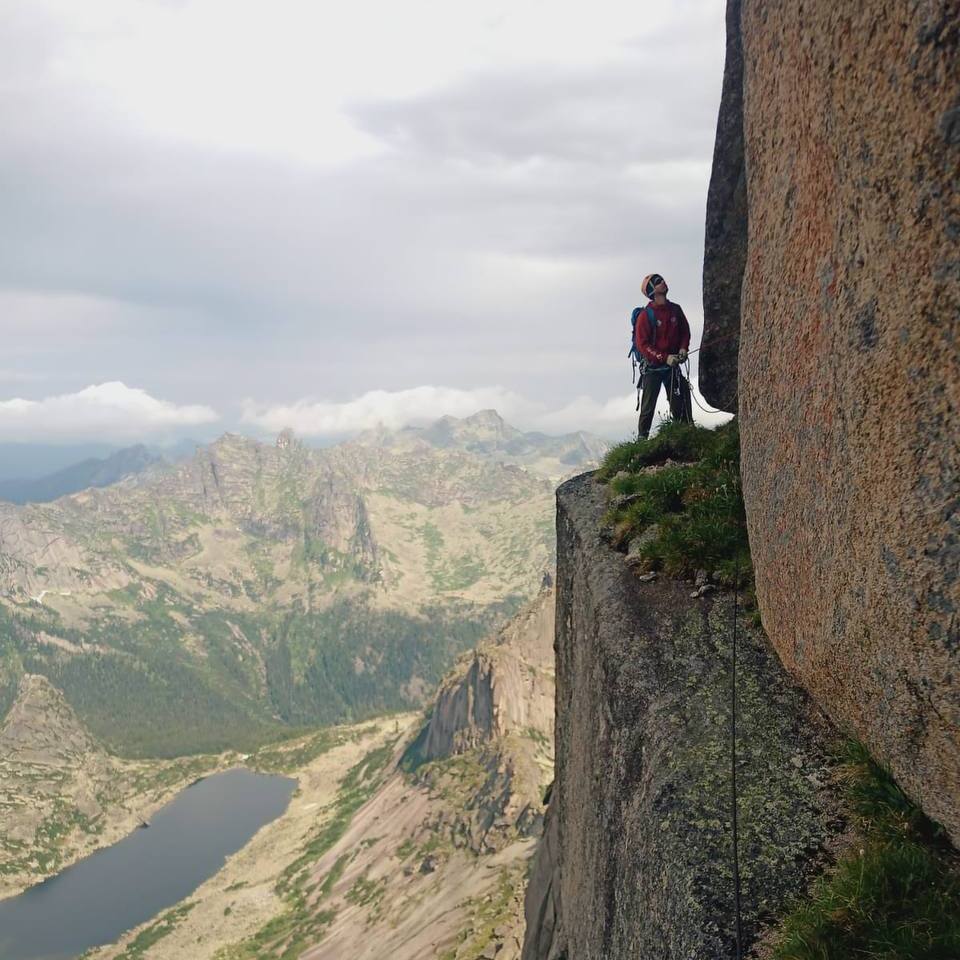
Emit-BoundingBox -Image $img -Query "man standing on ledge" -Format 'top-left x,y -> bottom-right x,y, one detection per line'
634,272 -> 693,439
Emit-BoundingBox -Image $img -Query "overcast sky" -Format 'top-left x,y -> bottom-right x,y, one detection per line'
0,0 -> 730,444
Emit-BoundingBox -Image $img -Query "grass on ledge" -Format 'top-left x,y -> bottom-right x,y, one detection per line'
773,742 -> 960,959
598,419 -> 751,587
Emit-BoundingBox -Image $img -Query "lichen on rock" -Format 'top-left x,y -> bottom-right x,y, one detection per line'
522,474 -> 842,960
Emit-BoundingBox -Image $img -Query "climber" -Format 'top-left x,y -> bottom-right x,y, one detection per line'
632,273 -> 693,439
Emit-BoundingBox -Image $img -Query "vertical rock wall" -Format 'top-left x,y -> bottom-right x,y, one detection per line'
521,474 -> 840,960
417,587 -> 555,762
702,1 -> 959,840
700,0 -> 746,414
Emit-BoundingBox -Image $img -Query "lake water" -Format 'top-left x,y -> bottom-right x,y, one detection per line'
0,768 -> 296,960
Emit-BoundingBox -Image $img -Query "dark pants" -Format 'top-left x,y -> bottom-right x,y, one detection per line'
637,366 -> 693,439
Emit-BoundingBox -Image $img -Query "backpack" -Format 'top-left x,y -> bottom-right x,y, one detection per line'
628,305 -> 655,384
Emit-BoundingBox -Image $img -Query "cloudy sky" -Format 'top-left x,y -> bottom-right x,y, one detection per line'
1,0 -> 730,444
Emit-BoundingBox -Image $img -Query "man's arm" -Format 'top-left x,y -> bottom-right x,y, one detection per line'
677,305 -> 691,353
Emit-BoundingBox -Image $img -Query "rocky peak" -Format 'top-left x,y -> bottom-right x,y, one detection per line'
418,409 -> 522,452
275,428 -> 298,450
417,587 -> 555,763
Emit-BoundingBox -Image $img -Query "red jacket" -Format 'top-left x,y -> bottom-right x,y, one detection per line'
634,300 -> 691,367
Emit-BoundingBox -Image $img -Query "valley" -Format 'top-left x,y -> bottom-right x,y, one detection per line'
0,412 -> 575,958
79,585 -> 555,960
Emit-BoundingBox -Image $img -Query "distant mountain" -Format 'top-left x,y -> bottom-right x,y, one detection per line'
0,444 -> 162,504
0,413 -> 594,757
0,442 -> 119,481
355,409 -> 609,478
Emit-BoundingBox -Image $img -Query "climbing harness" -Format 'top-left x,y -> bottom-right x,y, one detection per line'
629,309 -> 736,418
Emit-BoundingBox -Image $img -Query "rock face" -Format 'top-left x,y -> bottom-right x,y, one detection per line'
701,3 -> 960,840
271,594 -> 556,960
419,587 -> 555,762
699,0 -> 745,414
521,474 -> 841,960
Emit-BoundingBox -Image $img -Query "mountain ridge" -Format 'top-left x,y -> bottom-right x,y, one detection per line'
0,413 -> 589,756
0,444 -> 163,505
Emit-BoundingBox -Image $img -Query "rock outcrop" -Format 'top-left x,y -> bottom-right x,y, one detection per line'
267,592 -> 557,960
699,0 -> 745,414
701,2 -> 960,840
522,474 -> 841,960
419,587 -> 554,762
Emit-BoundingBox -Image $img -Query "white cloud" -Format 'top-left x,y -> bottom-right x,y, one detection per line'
0,0 -> 729,420
17,0 -> 709,165
0,381 -> 219,441
241,382 -> 731,440
241,386 -> 532,436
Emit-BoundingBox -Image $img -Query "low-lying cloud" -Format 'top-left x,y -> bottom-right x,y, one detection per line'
242,383 -> 731,440
0,382 -> 220,442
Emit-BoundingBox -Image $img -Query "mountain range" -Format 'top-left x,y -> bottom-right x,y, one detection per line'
0,445 -> 163,505
0,411 -> 600,757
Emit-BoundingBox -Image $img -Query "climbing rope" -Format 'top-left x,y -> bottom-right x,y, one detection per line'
731,558 -> 744,959
631,356 -> 733,421
682,358 -> 730,416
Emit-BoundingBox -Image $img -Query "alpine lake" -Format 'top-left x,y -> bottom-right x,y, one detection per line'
0,768 -> 296,960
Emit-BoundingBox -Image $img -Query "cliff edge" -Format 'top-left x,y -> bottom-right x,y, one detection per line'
522,474 -> 840,960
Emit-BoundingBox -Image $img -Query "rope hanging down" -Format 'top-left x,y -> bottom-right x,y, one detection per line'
731,559 -> 744,959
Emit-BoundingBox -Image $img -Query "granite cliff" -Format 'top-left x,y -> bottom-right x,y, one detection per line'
701,0 -> 959,841
520,4 -> 958,954
521,476 -> 840,960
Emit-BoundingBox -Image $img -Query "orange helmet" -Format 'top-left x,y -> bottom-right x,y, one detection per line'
642,273 -> 666,299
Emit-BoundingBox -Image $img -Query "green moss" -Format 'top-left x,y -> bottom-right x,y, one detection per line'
599,420 -> 752,589
772,743 -> 960,959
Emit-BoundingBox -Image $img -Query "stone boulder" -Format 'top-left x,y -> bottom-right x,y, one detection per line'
702,2 -> 960,841
700,0 -> 746,414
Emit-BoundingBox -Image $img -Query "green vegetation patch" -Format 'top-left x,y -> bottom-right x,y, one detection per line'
0,617 -> 24,725
0,798 -> 102,877
598,420 -> 751,587
773,742 -> 960,959
345,867 -> 387,910
115,901 -> 196,960
250,728 -> 341,774
439,864 -> 524,960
